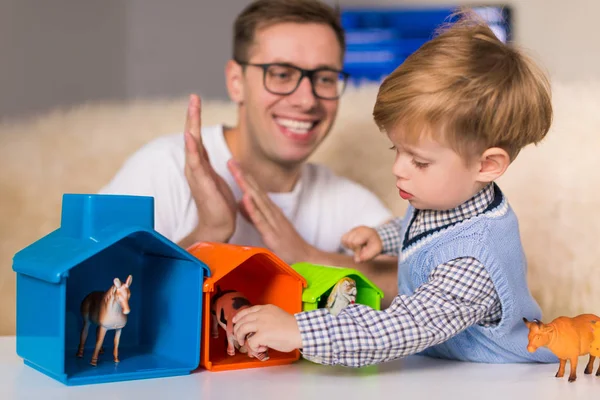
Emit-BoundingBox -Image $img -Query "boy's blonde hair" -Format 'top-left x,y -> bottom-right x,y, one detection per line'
373,11 -> 552,162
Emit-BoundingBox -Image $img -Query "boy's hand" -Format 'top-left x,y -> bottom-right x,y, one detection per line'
341,226 -> 383,263
232,305 -> 302,354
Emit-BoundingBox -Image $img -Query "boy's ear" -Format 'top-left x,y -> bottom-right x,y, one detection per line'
225,59 -> 245,104
475,147 -> 510,182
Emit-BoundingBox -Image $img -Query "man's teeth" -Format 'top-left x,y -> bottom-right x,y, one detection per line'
276,118 -> 314,134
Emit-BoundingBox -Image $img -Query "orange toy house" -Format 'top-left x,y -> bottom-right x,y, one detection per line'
187,242 -> 307,372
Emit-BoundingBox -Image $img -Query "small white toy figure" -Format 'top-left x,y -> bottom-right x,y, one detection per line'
76,275 -> 132,366
326,277 -> 357,316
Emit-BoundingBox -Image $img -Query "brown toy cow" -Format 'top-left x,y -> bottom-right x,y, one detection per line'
523,314 -> 600,382
210,286 -> 269,361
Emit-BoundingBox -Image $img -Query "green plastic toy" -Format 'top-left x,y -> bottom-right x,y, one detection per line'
291,262 -> 384,311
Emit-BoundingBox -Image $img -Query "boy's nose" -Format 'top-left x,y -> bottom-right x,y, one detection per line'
392,160 -> 409,180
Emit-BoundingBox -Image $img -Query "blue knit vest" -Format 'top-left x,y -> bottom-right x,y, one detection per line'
398,184 -> 557,363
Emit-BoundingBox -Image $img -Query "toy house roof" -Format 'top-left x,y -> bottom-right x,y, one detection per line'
12,193 -> 210,283
186,242 -> 307,292
292,262 -> 384,303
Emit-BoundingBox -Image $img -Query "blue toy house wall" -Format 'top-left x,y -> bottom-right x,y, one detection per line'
16,274 -> 67,383
141,255 -> 203,365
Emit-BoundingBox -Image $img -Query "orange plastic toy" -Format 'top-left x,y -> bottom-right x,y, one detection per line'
187,242 -> 307,372
590,321 -> 600,366
523,314 -> 600,382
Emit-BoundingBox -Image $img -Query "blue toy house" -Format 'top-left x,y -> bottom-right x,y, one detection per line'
12,194 -> 210,385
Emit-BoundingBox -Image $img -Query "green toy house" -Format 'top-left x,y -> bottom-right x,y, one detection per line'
291,262 -> 384,311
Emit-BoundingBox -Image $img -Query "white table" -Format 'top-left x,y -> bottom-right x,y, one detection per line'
2,336 -> 599,399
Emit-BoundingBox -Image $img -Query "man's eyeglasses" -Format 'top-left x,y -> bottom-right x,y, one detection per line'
235,59 -> 350,100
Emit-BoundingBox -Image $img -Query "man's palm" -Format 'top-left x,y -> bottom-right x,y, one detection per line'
183,95 -> 237,242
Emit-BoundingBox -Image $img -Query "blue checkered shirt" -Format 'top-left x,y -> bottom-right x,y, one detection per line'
295,183 -> 502,366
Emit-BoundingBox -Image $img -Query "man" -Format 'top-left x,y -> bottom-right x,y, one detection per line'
100,0 -> 397,302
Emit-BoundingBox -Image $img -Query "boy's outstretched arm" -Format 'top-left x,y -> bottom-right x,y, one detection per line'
341,217 -> 403,263
233,257 -> 500,367
373,217 -> 404,256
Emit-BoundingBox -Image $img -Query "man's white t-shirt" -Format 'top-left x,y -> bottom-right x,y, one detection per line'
99,125 -> 392,254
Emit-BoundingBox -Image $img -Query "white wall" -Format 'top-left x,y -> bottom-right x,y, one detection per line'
1,0 -> 598,121
124,0 -> 249,102
363,0 -> 598,83
0,0 -> 128,120
0,0 -> 251,121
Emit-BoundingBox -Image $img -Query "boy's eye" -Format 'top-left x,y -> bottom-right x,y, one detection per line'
412,159 -> 429,169
389,145 -> 397,151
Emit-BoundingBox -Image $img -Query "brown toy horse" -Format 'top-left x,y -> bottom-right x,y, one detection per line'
210,286 -> 269,361
523,314 -> 600,382
76,275 -> 132,366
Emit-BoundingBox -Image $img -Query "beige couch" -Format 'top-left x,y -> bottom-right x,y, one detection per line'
2,81 -> 599,336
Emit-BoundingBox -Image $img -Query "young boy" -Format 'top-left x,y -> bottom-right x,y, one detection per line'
230,12 -> 558,366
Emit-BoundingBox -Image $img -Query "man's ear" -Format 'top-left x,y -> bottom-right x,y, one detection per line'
225,59 -> 244,104
475,147 -> 510,182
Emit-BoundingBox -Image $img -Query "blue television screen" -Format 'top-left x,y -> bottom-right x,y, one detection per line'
340,6 -> 512,83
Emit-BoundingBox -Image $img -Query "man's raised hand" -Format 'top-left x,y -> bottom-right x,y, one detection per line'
181,94 -> 237,246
